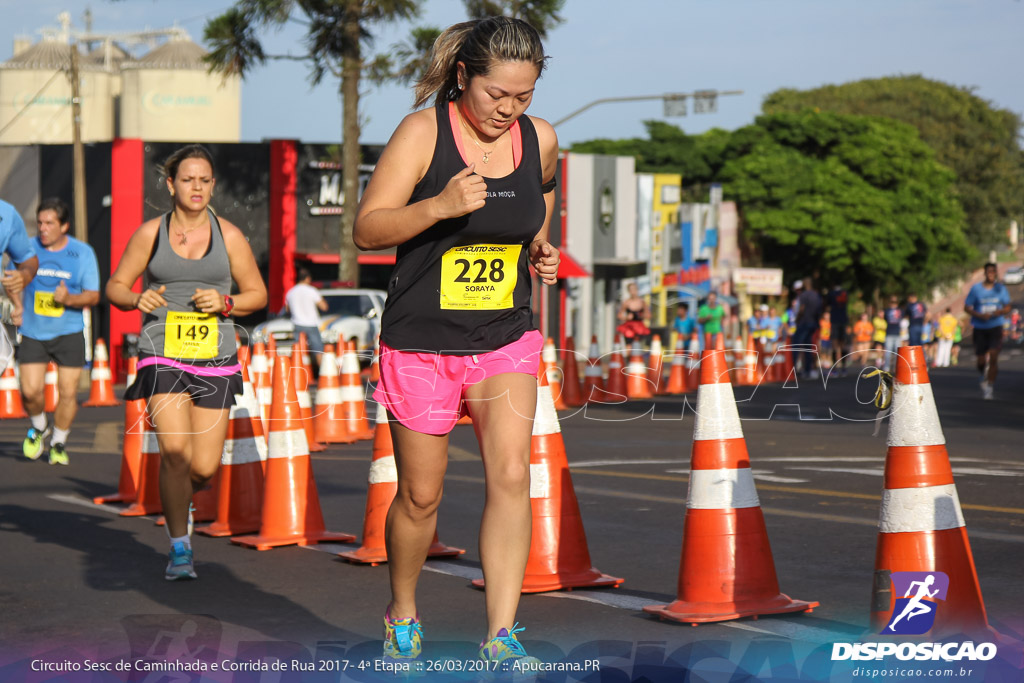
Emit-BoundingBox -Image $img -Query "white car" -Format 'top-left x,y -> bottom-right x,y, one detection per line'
1003,266 -> 1024,285
253,288 -> 387,353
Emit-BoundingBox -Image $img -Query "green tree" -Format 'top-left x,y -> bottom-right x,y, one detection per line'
204,0 -> 421,286
720,111 -> 972,296
763,75 -> 1024,251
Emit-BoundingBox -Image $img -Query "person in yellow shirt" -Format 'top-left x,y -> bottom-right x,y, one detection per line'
935,307 -> 958,368
871,307 -> 887,367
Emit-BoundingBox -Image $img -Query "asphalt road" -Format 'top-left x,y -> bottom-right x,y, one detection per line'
1,344 -> 1022,683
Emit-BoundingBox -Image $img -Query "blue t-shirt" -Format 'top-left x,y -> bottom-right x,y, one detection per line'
19,236 -> 100,341
883,306 -> 903,335
763,316 -> 782,342
0,200 -> 35,265
964,282 -> 1010,330
905,301 -> 927,325
673,315 -> 696,338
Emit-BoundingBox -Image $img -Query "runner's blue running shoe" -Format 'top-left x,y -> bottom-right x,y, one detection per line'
383,606 -> 423,660
165,542 -> 197,581
479,624 -> 541,671
23,427 -> 50,460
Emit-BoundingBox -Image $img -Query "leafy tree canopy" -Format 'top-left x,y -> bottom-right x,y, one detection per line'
763,75 -> 1024,250
572,112 -> 973,296
721,111 -> 972,296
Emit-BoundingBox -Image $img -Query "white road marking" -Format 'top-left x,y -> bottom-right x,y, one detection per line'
665,469 -> 810,484
572,458 -> 691,468
46,493 -> 125,515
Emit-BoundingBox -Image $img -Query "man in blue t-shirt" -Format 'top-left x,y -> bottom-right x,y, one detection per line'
0,198 -> 38,370
672,302 -> 697,344
963,263 -> 1011,401
904,292 -> 927,347
17,198 -> 100,465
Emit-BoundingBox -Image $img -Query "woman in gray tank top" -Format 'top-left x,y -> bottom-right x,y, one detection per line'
107,145 -> 267,581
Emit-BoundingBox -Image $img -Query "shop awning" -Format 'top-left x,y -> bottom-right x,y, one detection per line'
556,251 -> 590,278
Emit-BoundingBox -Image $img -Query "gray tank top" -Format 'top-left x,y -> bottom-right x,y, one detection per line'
137,209 -> 235,361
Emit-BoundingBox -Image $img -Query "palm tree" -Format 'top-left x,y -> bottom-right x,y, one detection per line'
205,0 -> 421,286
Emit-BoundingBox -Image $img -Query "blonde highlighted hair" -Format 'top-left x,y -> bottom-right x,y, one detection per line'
413,17 -> 547,109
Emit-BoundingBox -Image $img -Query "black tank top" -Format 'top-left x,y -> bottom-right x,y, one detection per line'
380,102 -> 546,354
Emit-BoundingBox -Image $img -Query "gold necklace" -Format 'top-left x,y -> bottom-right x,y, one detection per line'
171,214 -> 204,245
458,110 -> 502,163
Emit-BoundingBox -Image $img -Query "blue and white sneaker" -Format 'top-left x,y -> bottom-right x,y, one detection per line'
165,542 -> 197,581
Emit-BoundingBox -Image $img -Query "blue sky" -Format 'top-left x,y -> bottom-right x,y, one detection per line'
3,0 -> 1022,146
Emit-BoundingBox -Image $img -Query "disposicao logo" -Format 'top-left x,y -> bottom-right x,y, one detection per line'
884,571 -> 949,635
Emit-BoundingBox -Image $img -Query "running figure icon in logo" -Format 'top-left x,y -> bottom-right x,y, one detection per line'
885,571 -> 950,635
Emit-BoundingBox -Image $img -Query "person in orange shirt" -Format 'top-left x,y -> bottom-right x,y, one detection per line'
852,312 -> 874,366
817,310 -> 832,374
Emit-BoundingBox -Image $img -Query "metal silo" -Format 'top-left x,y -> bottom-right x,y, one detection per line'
0,38 -> 113,144
120,34 -> 240,142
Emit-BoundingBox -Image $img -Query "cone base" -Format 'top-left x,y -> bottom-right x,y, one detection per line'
317,433 -> 360,444
427,542 -> 466,558
472,568 -> 624,594
120,503 -> 161,517
338,545 -> 387,565
231,530 -> 356,551
93,492 -> 133,505
195,521 -> 261,537
643,594 -> 818,625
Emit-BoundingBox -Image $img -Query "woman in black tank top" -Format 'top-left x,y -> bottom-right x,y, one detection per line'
354,17 -> 559,665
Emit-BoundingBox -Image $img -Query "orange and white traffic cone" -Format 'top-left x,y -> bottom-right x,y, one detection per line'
540,338 -> 567,410
339,404 -> 465,565
44,361 -> 58,412
197,360 -> 268,537
625,340 -> 654,400
662,336 -> 688,395
644,348 -> 818,624
232,355 -> 355,550
120,412 -> 162,516
296,332 -> 314,383
685,333 -> 701,393
581,335 -> 605,403
740,334 -> 759,387
338,340 -> 374,442
647,334 -> 665,393
370,336 -> 381,383
870,346 -> 992,637
598,335 -> 628,403
313,344 -> 357,444
291,350 -> 326,452
0,363 -> 27,419
250,341 -> 272,430
473,372 -> 623,593
94,356 -> 144,505
83,338 -> 119,407
560,337 -> 584,407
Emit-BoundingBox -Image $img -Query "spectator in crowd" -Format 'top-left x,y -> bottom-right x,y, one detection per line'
871,306 -> 887,367
697,291 -> 725,345
791,277 -> 822,378
882,296 -> 903,372
852,312 -> 874,366
672,302 -> 697,345
904,292 -> 927,347
935,308 -> 958,368
284,268 -> 328,370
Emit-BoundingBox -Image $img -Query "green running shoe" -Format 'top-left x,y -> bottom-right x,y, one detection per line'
48,442 -> 69,466
23,427 -> 50,460
479,623 -> 541,672
165,542 -> 197,581
383,606 -> 423,660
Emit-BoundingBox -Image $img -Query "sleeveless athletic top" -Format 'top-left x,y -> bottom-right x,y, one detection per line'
137,209 -> 236,362
380,101 -> 547,354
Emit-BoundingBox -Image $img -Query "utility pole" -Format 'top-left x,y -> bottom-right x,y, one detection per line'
69,42 -> 88,242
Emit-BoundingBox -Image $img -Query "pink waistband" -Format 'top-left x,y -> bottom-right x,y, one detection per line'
137,356 -> 241,377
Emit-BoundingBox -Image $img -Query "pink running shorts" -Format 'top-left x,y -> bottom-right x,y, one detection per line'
372,330 -> 543,435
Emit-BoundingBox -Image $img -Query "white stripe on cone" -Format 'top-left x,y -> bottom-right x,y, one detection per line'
368,455 -> 398,484
693,383 -> 743,441
542,341 -> 557,363
267,429 -> 309,459
879,484 -> 965,533
92,367 -> 112,380
888,382 -> 945,447
529,463 -> 549,499
687,468 -> 761,509
339,385 -> 365,402
533,382 -> 561,436
341,350 -> 362,374
375,402 -> 388,424
584,363 -> 602,378
223,437 -> 265,466
0,377 -> 19,389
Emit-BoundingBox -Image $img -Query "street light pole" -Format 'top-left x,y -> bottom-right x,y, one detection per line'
552,90 -> 743,128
